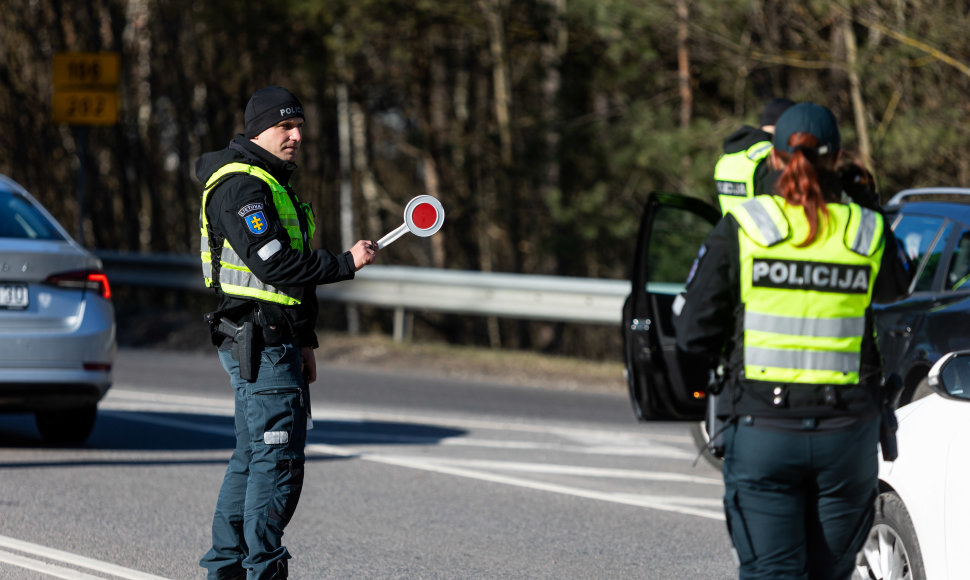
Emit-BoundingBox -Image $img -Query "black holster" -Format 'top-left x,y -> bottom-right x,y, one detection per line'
704,368 -> 726,459
879,375 -> 901,461
205,311 -> 259,382
879,403 -> 898,461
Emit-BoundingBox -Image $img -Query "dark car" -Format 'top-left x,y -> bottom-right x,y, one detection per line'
622,188 -> 970,446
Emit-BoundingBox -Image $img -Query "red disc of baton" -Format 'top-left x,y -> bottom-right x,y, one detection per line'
404,195 -> 445,237
411,202 -> 439,230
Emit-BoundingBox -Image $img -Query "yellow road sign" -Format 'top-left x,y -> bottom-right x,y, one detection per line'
52,89 -> 119,125
52,52 -> 120,88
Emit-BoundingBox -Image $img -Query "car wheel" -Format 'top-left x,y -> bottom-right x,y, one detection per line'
897,375 -> 932,407
854,492 -> 926,580
688,421 -> 722,469
35,404 -> 98,445
910,376 -> 933,403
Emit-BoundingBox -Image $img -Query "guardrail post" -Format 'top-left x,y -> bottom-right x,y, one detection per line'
392,307 -> 411,342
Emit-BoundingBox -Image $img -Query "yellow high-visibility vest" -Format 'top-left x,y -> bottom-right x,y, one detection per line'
728,196 -> 884,384
200,162 -> 315,305
715,141 -> 773,215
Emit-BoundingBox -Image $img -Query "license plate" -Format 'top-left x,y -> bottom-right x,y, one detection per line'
0,284 -> 28,309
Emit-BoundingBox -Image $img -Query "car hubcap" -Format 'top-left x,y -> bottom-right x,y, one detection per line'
854,523 -> 912,580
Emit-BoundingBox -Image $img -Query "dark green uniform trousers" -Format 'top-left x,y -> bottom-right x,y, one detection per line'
721,416 -> 879,579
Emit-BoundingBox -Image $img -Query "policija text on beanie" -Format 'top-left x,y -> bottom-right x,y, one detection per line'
244,86 -> 305,139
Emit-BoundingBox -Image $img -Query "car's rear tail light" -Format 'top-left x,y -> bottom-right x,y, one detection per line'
44,270 -> 112,299
83,362 -> 112,371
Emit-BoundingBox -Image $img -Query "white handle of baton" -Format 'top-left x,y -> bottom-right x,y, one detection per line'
377,223 -> 409,249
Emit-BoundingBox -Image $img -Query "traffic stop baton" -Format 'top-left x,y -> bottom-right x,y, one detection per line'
377,195 -> 445,249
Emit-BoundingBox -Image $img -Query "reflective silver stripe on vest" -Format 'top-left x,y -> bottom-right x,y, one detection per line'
747,142 -> 773,161
218,244 -> 297,296
743,201 -> 784,246
744,311 -> 864,338
746,346 -> 859,374
851,208 -> 877,255
200,235 -> 212,279
219,266 -> 279,293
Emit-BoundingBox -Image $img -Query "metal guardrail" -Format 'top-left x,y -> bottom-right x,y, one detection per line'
97,251 -> 631,338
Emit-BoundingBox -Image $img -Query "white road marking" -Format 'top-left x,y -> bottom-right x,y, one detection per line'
442,437 -> 694,459
0,535 -> 170,580
307,443 -> 725,520
405,458 -> 722,485
103,389 -> 724,521
0,548 -> 106,580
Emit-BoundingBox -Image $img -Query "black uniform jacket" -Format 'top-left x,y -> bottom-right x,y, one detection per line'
720,125 -> 779,197
673,194 -> 912,420
196,135 -> 357,349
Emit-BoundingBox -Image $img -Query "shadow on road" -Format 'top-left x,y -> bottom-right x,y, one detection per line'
0,409 -> 466,468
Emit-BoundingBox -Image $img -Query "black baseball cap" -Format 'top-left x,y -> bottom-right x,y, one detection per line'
773,102 -> 841,155
244,86 -> 304,138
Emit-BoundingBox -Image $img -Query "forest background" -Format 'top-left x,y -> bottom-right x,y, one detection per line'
1,0 -> 968,360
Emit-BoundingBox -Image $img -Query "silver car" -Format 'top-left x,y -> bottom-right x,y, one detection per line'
0,174 -> 115,444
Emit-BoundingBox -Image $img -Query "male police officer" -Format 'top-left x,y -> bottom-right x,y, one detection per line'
197,86 -> 377,580
714,98 -> 794,215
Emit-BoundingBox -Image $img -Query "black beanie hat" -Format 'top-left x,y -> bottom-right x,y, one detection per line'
760,98 -> 796,128
244,86 -> 305,138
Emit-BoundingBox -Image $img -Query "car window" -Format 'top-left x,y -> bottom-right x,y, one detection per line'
892,214 -> 950,292
644,205 -> 713,289
0,190 -> 64,240
947,230 -> 970,291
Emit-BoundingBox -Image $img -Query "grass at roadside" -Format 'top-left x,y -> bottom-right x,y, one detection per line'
316,332 -> 627,394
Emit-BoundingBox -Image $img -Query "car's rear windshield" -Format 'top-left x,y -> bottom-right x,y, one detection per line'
0,190 -> 65,240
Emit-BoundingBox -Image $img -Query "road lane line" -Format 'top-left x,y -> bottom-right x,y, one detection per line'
406,458 -> 722,485
0,535 -> 170,580
306,443 -> 726,521
442,437 -> 693,458
0,548 -> 106,580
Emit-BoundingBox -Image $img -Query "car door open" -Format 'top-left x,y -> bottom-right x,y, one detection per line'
623,192 -> 720,421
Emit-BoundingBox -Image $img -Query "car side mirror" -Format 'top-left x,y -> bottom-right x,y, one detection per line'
927,351 -> 970,401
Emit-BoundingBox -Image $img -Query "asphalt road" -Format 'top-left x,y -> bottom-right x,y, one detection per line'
0,348 -> 736,579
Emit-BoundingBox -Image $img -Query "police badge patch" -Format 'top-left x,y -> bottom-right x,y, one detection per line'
238,202 -> 268,236
685,244 -> 707,288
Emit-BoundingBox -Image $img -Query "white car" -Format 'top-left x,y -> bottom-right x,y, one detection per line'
0,174 -> 115,444
855,351 -> 970,579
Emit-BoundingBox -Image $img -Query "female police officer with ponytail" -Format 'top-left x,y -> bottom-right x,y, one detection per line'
673,102 -> 910,579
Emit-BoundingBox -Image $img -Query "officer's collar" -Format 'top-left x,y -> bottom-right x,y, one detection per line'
229,135 -> 297,182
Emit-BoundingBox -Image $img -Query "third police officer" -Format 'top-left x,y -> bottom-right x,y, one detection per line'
714,98 -> 794,215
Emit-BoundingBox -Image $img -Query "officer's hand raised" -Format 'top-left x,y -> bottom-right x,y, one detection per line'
350,239 -> 378,271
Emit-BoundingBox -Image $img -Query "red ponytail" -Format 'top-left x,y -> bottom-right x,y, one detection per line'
773,132 -> 835,246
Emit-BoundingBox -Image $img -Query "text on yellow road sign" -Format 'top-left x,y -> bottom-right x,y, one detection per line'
52,52 -> 120,88
51,89 -> 119,125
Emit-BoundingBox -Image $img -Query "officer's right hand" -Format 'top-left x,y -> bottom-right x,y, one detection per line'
350,240 -> 378,271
